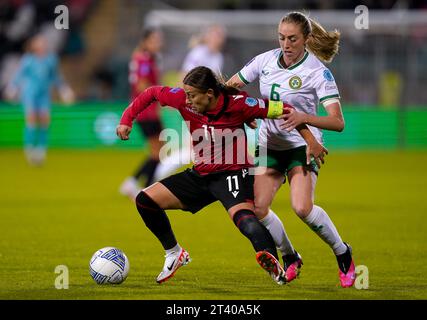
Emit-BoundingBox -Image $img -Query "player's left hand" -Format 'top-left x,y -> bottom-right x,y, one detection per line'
279,108 -> 307,132
306,141 -> 328,168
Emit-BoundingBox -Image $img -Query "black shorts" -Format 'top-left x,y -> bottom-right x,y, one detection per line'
160,168 -> 254,213
136,120 -> 163,138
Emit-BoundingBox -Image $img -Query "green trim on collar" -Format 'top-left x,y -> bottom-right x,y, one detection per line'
277,50 -> 309,70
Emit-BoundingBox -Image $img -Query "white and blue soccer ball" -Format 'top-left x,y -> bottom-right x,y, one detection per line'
89,247 -> 130,284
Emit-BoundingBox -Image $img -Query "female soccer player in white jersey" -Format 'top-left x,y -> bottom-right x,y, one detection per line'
227,12 -> 356,288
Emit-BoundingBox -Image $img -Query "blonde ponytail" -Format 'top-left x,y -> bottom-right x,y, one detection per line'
306,18 -> 340,63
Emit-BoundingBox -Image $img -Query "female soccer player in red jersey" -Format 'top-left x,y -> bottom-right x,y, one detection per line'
119,28 -> 165,199
116,66 -> 327,284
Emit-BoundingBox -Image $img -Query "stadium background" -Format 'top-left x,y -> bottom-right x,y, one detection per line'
0,0 -> 426,300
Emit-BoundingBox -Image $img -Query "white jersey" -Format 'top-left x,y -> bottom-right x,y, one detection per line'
182,44 -> 224,75
238,49 -> 340,150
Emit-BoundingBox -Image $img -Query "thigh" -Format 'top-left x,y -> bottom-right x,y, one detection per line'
28,94 -> 51,126
285,146 -> 319,176
159,169 -> 216,213
253,167 -> 285,219
209,168 -> 255,213
37,93 -> 51,110
255,145 -> 287,174
142,182 -> 185,210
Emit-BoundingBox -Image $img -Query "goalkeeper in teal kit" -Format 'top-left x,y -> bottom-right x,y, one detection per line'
6,34 -> 74,165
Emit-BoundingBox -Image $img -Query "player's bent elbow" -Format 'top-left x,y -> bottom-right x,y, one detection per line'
338,120 -> 345,132
333,119 -> 345,132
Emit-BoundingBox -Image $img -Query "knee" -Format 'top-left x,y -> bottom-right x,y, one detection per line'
233,209 -> 258,231
254,196 -> 271,219
135,190 -> 146,205
135,190 -> 161,213
39,117 -> 50,128
26,113 -> 37,126
292,203 -> 313,219
254,204 -> 269,220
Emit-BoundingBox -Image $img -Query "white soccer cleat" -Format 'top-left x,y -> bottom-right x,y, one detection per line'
25,147 -> 46,166
119,177 -> 140,199
156,248 -> 191,284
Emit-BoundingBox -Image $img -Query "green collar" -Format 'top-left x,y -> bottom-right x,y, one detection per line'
277,50 -> 309,70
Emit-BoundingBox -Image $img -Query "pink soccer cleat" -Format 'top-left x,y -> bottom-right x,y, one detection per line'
337,243 -> 356,288
339,259 -> 356,288
283,251 -> 303,283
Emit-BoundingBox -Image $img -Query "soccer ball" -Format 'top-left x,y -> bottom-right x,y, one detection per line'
89,247 -> 130,284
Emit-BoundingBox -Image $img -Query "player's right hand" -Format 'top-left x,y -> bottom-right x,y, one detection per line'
3,85 -> 18,101
59,85 -> 75,105
116,124 -> 132,140
245,119 -> 258,129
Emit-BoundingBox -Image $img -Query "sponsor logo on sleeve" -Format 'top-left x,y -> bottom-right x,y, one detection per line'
323,69 -> 335,82
257,99 -> 265,109
140,63 -> 151,76
245,97 -> 258,107
169,87 -> 182,93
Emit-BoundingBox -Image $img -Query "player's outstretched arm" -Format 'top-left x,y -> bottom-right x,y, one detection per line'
120,86 -> 186,129
226,74 -> 246,89
280,100 -> 345,132
296,125 -> 328,168
272,101 -> 328,168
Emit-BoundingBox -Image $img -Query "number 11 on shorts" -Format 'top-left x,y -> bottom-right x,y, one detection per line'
226,175 -> 240,198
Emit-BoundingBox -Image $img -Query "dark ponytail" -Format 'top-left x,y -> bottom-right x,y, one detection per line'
183,66 -> 240,96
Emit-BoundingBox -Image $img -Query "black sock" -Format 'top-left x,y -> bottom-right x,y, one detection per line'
233,209 -> 278,259
336,243 -> 352,274
283,251 -> 298,269
133,158 -> 159,186
135,191 -> 177,250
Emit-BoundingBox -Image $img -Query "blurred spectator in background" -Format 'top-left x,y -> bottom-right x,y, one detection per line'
0,0 -> 94,101
4,33 -> 75,166
119,28 -> 165,199
180,24 -> 227,79
0,0 -> 36,97
61,0 -> 91,57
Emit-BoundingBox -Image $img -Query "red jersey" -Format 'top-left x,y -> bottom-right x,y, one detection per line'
120,86 -> 291,175
128,51 -> 160,121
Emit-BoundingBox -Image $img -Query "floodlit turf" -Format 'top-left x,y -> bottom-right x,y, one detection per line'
0,148 -> 426,300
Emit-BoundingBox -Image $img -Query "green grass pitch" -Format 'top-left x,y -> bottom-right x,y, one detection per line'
0,148 -> 426,300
